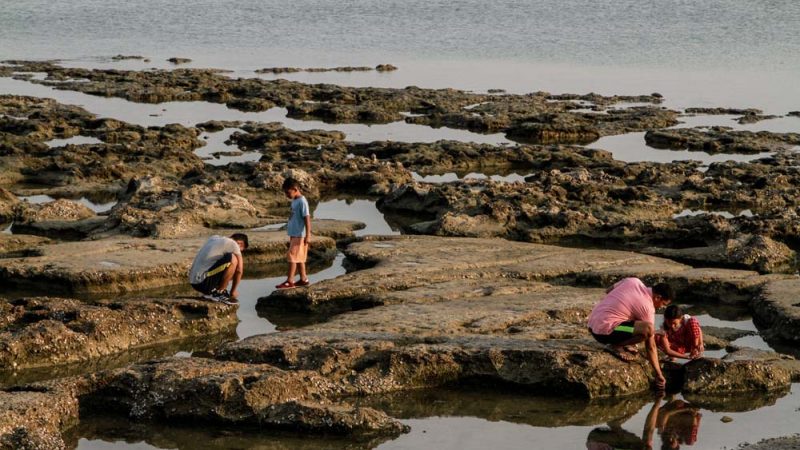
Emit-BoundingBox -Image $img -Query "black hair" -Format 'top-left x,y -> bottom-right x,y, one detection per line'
653,283 -> 674,302
230,233 -> 249,250
664,304 -> 683,321
282,178 -> 301,191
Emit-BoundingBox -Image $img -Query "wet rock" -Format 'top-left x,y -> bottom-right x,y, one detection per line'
86,357 -> 408,437
0,232 -> 336,294
3,61 -> 671,142
644,127 -> 800,154
0,188 -> 19,222
684,107 -> 763,116
0,297 -> 237,371
739,435 -> 800,450
736,114 -> 779,124
720,415 -> 733,422
167,57 -> 192,64
702,326 -> 755,347
0,387 -> 78,450
255,65 -> 390,74
375,64 -> 398,72
788,111 -> 800,118
18,198 -> 95,222
682,357 -> 791,394
751,279 -> 800,344
644,234 -> 796,273
111,55 -> 146,61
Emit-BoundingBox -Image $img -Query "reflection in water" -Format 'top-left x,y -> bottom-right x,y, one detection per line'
45,135 -> 103,147
587,396 -> 701,450
314,198 -> 402,237
68,413 -> 377,450
70,384 -> 800,450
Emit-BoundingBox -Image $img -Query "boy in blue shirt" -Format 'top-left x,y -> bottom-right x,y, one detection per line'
276,178 -> 312,289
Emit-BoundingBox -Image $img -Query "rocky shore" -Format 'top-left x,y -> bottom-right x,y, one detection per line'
1,61 -> 799,448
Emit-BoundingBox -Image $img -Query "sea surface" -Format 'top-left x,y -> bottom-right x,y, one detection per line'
2,0 -> 800,112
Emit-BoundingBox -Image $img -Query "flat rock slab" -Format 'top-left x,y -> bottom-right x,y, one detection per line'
0,231 -> 336,294
0,297 -> 237,371
0,387 -> 78,450
261,236 -> 782,312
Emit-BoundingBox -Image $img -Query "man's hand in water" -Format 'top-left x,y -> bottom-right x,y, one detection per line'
656,374 -> 666,390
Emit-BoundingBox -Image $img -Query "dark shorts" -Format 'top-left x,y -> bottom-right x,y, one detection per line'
590,321 -> 636,345
191,253 -> 233,295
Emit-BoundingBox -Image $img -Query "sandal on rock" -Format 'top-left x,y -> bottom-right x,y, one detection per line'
295,279 -> 311,287
275,280 -> 296,289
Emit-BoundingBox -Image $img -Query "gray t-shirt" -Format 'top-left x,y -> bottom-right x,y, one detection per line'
287,196 -> 310,237
189,235 -> 241,284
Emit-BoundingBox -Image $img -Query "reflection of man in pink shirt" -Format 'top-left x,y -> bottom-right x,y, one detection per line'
588,277 -> 674,391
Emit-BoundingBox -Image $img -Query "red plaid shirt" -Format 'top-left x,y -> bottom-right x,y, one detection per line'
662,315 -> 703,354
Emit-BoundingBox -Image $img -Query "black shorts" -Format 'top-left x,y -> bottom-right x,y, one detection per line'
191,253 -> 233,295
590,321 -> 636,345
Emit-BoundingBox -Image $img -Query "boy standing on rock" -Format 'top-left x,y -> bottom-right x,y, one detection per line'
276,178 -> 311,289
189,233 -> 248,305
587,277 -> 674,390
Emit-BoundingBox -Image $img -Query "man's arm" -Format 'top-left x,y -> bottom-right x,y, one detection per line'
230,253 -> 243,298
304,215 -> 312,245
646,332 -> 666,389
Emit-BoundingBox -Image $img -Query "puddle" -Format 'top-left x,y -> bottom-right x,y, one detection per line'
412,171 -> 529,183
196,128 -> 262,166
676,114 -> 800,134
313,198 -> 401,237
588,132 -> 774,165
72,384 -> 800,450
673,208 -> 755,219
45,135 -> 103,147
17,194 -> 117,213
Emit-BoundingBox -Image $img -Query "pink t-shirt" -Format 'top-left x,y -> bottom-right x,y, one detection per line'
588,277 -> 655,335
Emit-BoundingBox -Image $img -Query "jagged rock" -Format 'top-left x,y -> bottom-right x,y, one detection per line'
0,387 -> 78,450
19,198 -> 95,223
645,127 -> 800,154
167,57 -> 192,64
682,357 -> 791,394
0,188 -> 18,222
726,234 -> 796,273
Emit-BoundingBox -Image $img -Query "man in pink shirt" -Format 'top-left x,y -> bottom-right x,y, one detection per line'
587,277 -> 675,390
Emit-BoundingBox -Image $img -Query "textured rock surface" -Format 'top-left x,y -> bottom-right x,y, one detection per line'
0,231 -> 336,294
752,279 -> 800,344
84,357 -> 408,437
0,297 -> 237,371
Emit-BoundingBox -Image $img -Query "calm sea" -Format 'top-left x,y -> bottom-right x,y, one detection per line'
2,0 -> 800,112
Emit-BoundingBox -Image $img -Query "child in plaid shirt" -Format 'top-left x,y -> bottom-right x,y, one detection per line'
656,305 -> 704,360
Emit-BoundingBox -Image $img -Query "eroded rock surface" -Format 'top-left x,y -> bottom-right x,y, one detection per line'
0,297 -> 236,371
0,231 -> 336,294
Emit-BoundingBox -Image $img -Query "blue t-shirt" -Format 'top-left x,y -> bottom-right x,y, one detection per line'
287,196 -> 310,237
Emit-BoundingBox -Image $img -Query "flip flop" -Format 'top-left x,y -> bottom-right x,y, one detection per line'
604,345 -> 636,362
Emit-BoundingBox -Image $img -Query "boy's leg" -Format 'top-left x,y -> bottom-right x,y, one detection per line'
216,255 -> 238,292
298,262 -> 307,281
287,262 -> 297,281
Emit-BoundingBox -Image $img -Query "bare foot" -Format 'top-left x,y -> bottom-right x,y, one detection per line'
605,345 -> 636,362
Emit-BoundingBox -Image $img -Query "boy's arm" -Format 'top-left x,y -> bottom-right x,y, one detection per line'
304,215 -> 312,245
